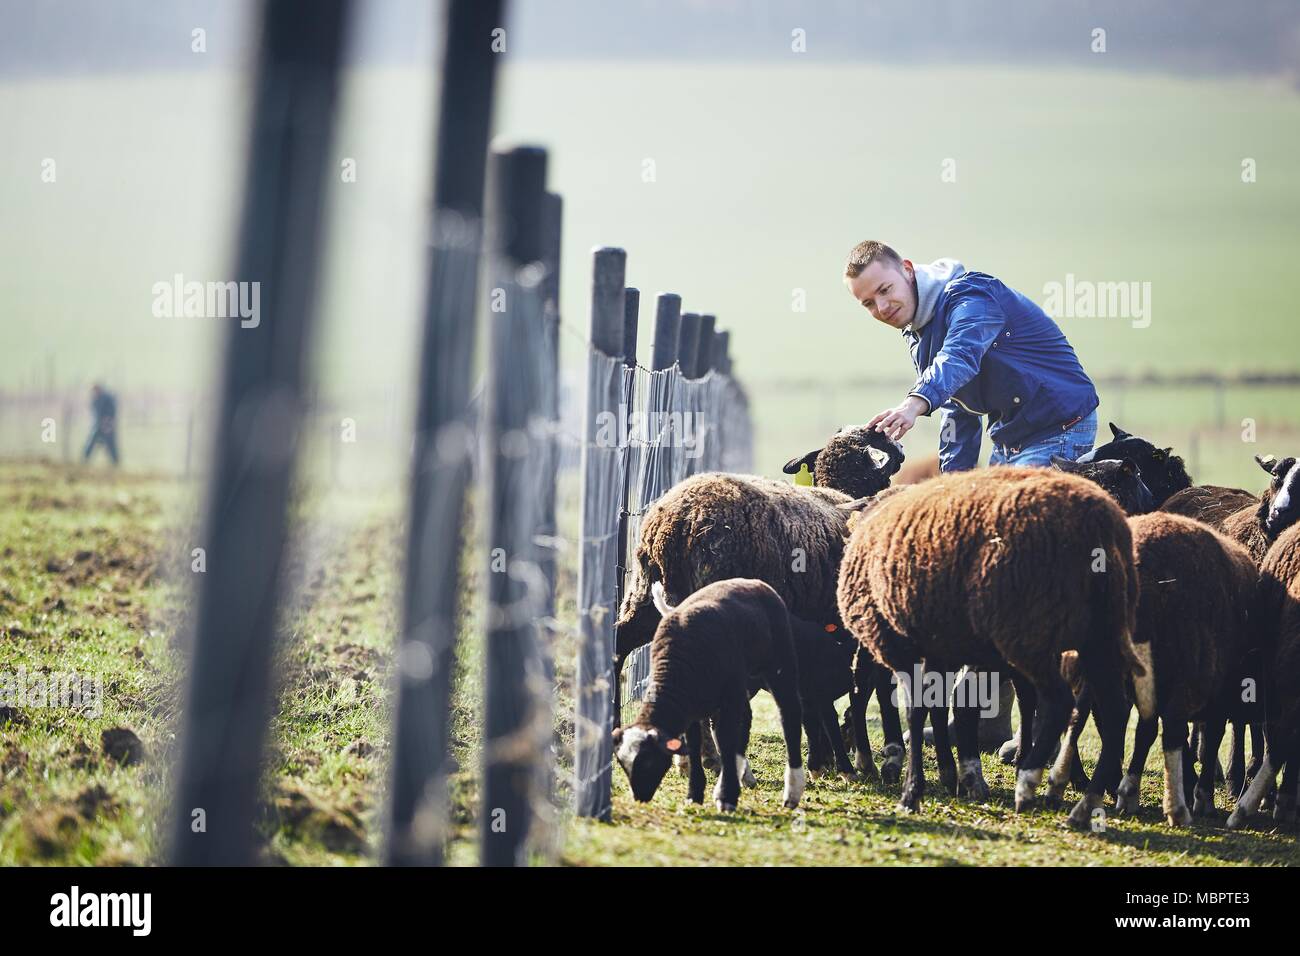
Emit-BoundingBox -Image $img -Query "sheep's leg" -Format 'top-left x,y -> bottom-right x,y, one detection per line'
929,684 -> 959,796
803,710 -> 828,779
952,692 -> 990,801
1068,680 -> 1130,830
820,698 -> 856,779
847,683 -> 879,781
767,664 -> 806,809
712,691 -> 747,812
1010,673 -> 1037,770
1227,742 -> 1277,830
873,663 -> 905,785
898,695 -> 928,814
1160,715 -> 1193,826
1194,717 -> 1226,818
1017,682 -> 1071,813
1048,686 -> 1091,806
1115,714 -> 1158,816
1068,688 -> 1093,791
685,722 -> 707,804
1226,719 -> 1247,799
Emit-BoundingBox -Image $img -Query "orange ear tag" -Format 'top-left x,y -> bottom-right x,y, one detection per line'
824,623 -> 838,633
665,738 -> 682,752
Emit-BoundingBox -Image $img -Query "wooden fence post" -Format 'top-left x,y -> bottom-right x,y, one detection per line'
677,312 -> 701,377
651,293 -> 682,372
170,0 -> 349,866
575,247 -> 626,821
386,0 -> 503,867
481,144 -> 549,866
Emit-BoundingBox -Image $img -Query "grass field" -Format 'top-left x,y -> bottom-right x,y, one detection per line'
3,459 -> 1297,866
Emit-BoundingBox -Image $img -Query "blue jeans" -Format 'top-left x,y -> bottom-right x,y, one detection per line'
989,409 -> 1097,468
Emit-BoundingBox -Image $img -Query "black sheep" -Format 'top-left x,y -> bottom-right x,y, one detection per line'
1050,455 -> 1156,515
612,579 -> 805,812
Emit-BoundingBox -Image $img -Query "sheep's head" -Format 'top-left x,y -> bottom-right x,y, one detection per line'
1076,422 -> 1190,506
611,725 -> 681,802
1050,455 -> 1155,516
1255,454 -> 1300,539
782,425 -> 905,499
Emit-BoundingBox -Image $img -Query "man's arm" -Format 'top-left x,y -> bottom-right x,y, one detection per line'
870,287 -> 1004,441
938,401 -> 981,472
907,288 -> 1004,415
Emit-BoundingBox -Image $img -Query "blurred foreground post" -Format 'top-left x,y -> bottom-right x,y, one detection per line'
575,247 -> 626,821
171,0 -> 350,866
386,0 -> 504,867
480,145 -> 549,866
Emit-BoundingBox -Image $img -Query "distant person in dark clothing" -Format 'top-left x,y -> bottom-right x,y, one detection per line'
84,384 -> 120,465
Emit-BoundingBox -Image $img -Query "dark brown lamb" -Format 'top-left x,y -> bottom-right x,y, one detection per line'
837,467 -> 1149,826
1079,513 -> 1257,826
1228,521 -> 1300,829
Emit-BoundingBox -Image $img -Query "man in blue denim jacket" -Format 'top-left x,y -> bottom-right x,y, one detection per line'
844,241 -> 1099,471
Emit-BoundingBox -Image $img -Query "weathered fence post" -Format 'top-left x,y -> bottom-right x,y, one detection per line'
481,144 -> 549,867
170,0 -> 349,866
714,329 -> 731,375
696,313 -> 717,377
651,293 -> 682,372
575,247 -> 626,821
536,191 -> 563,637
677,312 -> 702,377
386,0 -> 503,867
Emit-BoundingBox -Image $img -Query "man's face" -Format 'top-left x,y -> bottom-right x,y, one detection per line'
846,258 -> 916,330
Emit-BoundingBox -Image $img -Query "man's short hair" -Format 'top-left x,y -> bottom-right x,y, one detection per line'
844,240 -> 902,279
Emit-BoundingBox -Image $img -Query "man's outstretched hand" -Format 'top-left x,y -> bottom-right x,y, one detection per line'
868,395 -> 929,442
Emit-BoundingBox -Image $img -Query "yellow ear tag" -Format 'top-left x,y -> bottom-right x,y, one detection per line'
794,463 -> 813,486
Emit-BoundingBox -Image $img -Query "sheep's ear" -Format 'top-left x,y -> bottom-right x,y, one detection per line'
1256,454 -> 1279,475
783,449 -> 820,475
1108,422 -> 1129,440
1049,454 -> 1079,472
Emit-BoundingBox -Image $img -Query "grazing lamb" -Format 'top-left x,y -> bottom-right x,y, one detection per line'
1058,514 -> 1256,825
1050,455 -> 1156,515
1227,521 -> 1300,830
615,425 -> 907,780
837,467 -> 1151,827
612,579 -> 805,812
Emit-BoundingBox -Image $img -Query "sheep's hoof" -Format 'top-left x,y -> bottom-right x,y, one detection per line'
897,787 -> 922,814
880,762 -> 901,786
1114,777 -> 1141,817
715,800 -> 736,813
1192,789 -> 1216,818
1225,808 -> 1249,830
854,754 -> 880,783
1042,792 -> 1063,811
997,736 -> 1019,766
958,773 -> 990,802
741,760 -> 758,789
1066,794 -> 1102,830
807,768 -> 825,782
895,799 -> 919,815
1165,805 -> 1193,827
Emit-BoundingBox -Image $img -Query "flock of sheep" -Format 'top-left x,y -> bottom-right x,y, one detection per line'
610,420 -> 1300,836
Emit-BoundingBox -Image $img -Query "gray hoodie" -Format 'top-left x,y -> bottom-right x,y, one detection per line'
907,258 -> 966,334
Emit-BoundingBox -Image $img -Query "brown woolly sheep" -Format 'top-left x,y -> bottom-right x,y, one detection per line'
837,467 -> 1150,826
1228,521 -> 1300,829
612,579 -> 805,812
1058,514 -> 1256,825
615,425 -> 907,779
